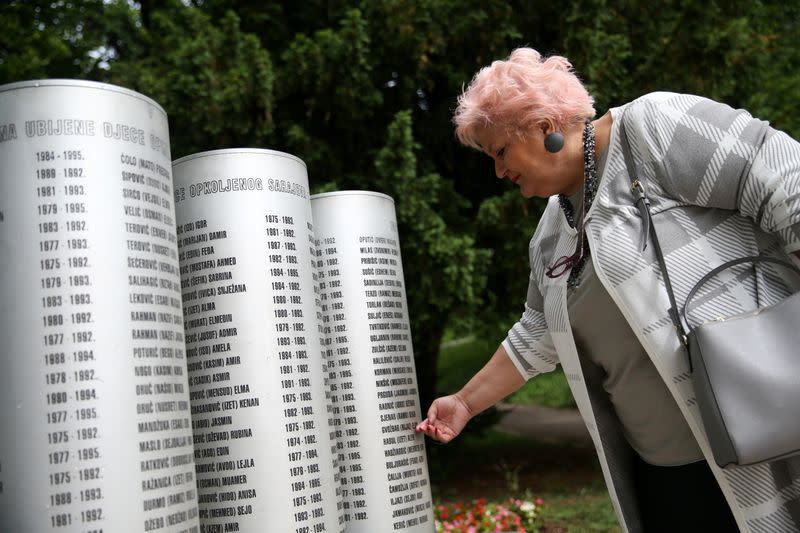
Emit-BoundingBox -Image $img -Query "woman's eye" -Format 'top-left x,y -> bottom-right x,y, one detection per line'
496,146 -> 506,158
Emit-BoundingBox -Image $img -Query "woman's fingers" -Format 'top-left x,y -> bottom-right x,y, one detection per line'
415,419 -> 435,434
415,418 -> 455,443
415,401 -> 440,434
417,396 -> 463,442
426,402 -> 439,424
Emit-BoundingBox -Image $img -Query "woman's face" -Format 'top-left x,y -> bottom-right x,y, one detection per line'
476,126 -> 580,198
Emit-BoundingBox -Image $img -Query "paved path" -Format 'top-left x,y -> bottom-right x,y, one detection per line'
494,403 -> 592,446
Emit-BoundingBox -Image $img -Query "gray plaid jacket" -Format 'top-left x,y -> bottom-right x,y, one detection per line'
502,92 -> 800,533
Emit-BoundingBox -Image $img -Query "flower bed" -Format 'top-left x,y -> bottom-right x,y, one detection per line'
434,497 -> 545,532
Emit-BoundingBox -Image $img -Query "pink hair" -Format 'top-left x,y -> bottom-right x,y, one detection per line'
454,48 -> 596,149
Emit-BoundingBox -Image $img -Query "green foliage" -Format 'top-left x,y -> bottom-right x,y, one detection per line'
0,0 -> 109,83
3,0 -> 799,409
277,9 -> 380,116
275,8 -> 382,173
373,112 -> 490,320
110,5 -> 275,158
369,111 -> 491,405
473,191 -> 545,339
740,3 -> 800,138
559,0 -> 800,138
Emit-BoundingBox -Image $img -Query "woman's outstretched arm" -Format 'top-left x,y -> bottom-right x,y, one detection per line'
415,344 -> 526,443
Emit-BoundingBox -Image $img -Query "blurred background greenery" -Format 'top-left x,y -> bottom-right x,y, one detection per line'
3,2 -> 798,528
3,0 -> 798,409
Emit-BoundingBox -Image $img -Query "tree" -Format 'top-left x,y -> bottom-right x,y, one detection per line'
369,110 -> 491,409
0,0 -> 108,83
3,0 -> 798,407
109,5 -> 275,158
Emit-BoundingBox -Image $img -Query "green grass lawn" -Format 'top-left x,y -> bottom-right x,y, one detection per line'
543,489 -> 622,533
437,336 -> 575,408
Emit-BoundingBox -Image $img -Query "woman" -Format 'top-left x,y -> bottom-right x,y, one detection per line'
416,48 -> 800,533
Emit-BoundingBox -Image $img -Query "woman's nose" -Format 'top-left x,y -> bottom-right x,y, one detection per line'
494,158 -> 505,179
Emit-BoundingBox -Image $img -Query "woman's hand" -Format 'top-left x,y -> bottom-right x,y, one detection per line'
415,394 -> 473,443
416,344 -> 526,443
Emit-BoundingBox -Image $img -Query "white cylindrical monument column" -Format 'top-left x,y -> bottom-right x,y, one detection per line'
311,191 -> 435,533
0,80 -> 198,532
172,149 -> 341,533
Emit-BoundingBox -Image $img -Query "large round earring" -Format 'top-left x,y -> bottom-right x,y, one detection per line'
544,132 -> 564,153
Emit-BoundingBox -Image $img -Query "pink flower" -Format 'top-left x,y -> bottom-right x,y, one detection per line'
434,495 -> 544,533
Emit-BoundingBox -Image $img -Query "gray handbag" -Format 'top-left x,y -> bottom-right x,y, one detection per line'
620,121 -> 800,468
682,257 -> 800,467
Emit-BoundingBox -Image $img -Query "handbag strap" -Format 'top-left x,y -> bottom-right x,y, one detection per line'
618,118 -> 689,346
618,114 -> 800,346
682,255 -> 800,332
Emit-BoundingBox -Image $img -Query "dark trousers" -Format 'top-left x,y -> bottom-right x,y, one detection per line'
633,453 -> 739,532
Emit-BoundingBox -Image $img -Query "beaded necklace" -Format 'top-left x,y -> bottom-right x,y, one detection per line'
546,119 -> 598,289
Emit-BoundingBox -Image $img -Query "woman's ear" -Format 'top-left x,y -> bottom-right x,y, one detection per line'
538,119 -> 557,137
